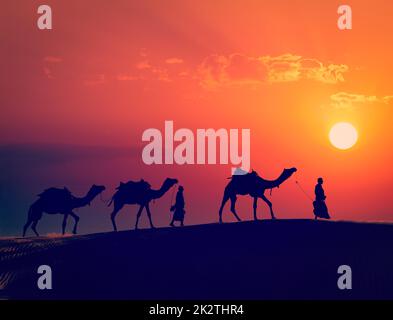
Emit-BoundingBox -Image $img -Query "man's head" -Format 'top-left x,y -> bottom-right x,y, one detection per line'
178,185 -> 184,192
318,177 -> 324,184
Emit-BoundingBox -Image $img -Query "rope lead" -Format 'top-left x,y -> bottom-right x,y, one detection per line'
295,180 -> 313,202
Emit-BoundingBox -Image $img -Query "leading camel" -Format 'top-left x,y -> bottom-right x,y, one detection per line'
109,177 -> 178,231
219,168 -> 297,223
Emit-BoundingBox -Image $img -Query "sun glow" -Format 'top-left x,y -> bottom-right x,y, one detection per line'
329,122 -> 358,150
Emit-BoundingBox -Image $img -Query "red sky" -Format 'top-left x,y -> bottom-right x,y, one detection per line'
1,0 -> 392,235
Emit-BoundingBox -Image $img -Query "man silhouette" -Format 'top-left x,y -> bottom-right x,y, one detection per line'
313,177 -> 330,219
170,186 -> 186,227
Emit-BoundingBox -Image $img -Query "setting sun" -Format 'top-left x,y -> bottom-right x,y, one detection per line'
329,122 -> 358,150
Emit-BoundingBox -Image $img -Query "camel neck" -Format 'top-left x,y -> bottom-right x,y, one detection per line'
71,190 -> 96,208
150,182 -> 172,200
263,172 -> 290,189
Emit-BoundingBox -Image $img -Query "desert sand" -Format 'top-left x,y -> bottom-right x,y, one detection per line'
1,219 -> 392,299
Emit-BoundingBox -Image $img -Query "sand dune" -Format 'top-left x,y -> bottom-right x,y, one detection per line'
1,219 -> 392,299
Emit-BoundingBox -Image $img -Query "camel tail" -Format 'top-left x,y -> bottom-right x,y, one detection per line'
107,198 -> 113,207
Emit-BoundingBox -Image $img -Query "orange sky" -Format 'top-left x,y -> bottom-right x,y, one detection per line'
1,0 -> 392,235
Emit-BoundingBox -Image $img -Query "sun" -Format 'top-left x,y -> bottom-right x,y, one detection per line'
329,122 -> 358,150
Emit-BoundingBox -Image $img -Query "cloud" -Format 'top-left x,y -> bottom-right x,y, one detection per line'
197,54 -> 268,89
43,66 -> 54,79
39,51 -> 349,90
262,55 -> 348,84
84,74 -> 105,86
261,54 -> 301,83
112,51 -> 348,89
383,95 -> 393,104
43,56 -> 63,63
300,59 -> 348,84
330,92 -> 393,109
0,144 -> 140,173
134,59 -> 171,82
136,61 -> 152,70
197,53 -> 349,89
165,58 -> 184,64
43,56 -> 63,79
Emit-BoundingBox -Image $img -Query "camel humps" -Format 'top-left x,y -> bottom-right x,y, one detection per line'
22,168 -> 298,236
23,185 -> 105,237
109,178 -> 178,231
219,168 -> 297,223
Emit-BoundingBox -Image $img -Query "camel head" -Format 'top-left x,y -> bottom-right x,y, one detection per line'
71,184 -> 106,208
86,184 -> 106,204
164,178 -> 178,188
262,167 -> 297,190
281,167 -> 297,180
149,178 -> 178,200
90,184 -> 106,194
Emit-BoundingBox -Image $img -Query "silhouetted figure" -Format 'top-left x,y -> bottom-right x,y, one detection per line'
313,177 -> 330,220
170,185 -> 186,227
219,168 -> 297,223
23,185 -> 105,237
109,178 -> 178,231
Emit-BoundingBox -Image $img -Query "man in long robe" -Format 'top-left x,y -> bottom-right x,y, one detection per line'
170,186 -> 186,227
313,177 -> 330,219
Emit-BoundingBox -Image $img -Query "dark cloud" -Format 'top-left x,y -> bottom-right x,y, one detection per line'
0,144 -> 139,168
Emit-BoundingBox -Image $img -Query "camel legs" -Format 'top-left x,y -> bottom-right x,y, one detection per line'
219,193 -> 241,223
135,203 -> 155,229
253,197 -> 259,220
110,209 -> 119,232
31,220 -> 39,237
23,219 -> 32,237
134,205 -> 145,230
260,194 -> 276,219
218,193 -> 230,223
230,196 -> 242,222
23,219 -> 39,237
110,202 -> 124,232
145,203 -> 155,229
69,211 -> 80,234
62,213 -> 69,235
23,205 -> 41,237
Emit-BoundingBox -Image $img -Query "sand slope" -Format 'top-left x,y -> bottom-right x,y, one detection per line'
1,219 -> 393,299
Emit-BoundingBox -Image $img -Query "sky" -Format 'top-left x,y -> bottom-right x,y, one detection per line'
1,0 -> 392,236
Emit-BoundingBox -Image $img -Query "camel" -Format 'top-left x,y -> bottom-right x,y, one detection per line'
109,177 -> 178,231
219,168 -> 297,223
23,184 -> 106,237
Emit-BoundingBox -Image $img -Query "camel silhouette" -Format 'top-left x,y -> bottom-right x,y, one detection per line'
219,168 -> 297,223
109,178 -> 178,231
23,184 -> 105,237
